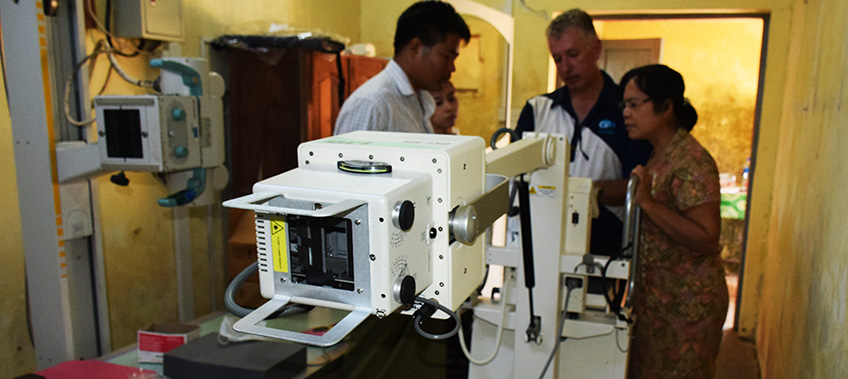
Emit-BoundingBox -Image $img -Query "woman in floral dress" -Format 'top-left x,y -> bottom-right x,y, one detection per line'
620,64 -> 729,378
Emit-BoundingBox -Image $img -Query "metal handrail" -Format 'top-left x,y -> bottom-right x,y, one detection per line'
623,176 -> 642,308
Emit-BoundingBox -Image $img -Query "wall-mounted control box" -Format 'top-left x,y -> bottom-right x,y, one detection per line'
114,0 -> 183,42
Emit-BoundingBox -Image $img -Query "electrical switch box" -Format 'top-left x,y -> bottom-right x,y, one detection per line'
114,0 -> 183,42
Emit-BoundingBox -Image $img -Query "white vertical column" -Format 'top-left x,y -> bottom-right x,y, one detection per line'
512,135 -> 569,379
173,206 -> 195,322
0,0 -> 97,368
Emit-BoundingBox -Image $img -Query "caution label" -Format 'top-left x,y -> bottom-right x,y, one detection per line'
531,185 -> 557,197
270,220 -> 288,273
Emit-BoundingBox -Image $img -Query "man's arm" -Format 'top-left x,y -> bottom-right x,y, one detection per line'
605,137 -> 652,205
512,103 -> 535,141
620,139 -> 653,177
595,179 -> 628,206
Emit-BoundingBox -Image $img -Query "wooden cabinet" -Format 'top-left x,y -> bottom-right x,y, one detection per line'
226,46 -> 386,197
344,54 -> 389,96
309,53 -> 388,141
223,46 -> 386,300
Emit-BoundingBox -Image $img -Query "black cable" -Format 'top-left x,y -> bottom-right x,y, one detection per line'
602,257 -> 618,312
475,264 -> 490,295
618,241 -> 634,258
412,297 -> 461,340
97,66 -> 113,96
335,51 -> 346,106
489,127 -> 519,150
599,256 -> 635,324
0,14 -> 9,102
538,282 -> 577,379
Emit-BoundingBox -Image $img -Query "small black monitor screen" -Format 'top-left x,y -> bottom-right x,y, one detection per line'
104,109 -> 144,158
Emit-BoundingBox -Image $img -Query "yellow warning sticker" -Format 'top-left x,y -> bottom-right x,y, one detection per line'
531,185 -> 557,197
270,220 -> 288,273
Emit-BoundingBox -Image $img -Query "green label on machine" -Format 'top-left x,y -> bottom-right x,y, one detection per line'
270,220 -> 288,273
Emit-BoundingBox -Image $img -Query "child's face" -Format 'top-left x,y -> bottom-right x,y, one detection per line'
430,82 -> 458,134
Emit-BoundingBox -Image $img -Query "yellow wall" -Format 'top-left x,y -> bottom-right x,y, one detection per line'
596,18 -> 762,178
757,0 -> 848,376
0,47 -> 37,378
86,0 -> 362,350
452,17 -> 508,139
1,2 -> 361,373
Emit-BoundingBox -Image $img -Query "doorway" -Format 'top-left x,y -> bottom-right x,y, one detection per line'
590,15 -> 766,330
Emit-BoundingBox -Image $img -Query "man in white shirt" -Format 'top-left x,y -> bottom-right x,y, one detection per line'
336,5 -> 471,377
334,1 -> 470,135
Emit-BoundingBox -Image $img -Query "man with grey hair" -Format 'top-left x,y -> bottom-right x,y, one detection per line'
515,9 -> 652,258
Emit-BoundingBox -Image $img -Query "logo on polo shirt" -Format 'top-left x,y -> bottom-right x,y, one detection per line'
598,119 -> 616,134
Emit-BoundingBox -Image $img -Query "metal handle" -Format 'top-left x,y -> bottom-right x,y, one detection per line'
223,191 -> 365,218
623,176 -> 642,308
233,295 -> 370,347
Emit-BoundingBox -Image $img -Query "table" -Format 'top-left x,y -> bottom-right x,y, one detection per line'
102,309 -> 348,378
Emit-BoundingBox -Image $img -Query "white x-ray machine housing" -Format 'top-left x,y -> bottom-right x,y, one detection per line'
225,131 -> 636,377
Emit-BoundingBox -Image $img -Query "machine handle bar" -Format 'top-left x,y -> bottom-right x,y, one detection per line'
223,191 -> 365,218
623,176 -> 642,309
233,295 -> 370,347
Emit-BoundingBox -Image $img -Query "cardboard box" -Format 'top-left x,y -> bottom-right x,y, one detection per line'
138,323 -> 200,363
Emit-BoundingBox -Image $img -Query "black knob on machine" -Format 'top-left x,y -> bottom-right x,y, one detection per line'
395,275 -> 416,306
393,200 -> 415,231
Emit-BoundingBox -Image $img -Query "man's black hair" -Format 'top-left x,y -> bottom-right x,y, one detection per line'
393,1 -> 470,55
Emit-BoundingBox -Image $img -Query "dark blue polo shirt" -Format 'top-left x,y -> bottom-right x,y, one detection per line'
514,71 -> 652,256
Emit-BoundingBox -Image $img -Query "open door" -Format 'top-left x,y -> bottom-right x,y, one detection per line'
592,17 -> 766,334
599,38 -> 662,83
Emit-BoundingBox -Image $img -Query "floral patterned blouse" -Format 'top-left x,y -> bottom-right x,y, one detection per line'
628,128 -> 729,379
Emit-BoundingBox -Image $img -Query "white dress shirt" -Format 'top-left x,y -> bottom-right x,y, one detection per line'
334,59 -> 435,135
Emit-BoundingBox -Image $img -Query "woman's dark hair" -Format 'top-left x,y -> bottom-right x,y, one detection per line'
393,1 -> 470,55
620,64 -> 698,131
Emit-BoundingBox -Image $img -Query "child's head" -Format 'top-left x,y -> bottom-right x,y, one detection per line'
430,81 -> 458,134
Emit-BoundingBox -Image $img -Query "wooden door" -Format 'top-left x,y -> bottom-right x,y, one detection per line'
599,38 -> 662,84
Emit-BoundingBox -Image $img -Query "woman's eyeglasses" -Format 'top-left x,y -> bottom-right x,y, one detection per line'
619,98 -> 651,111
